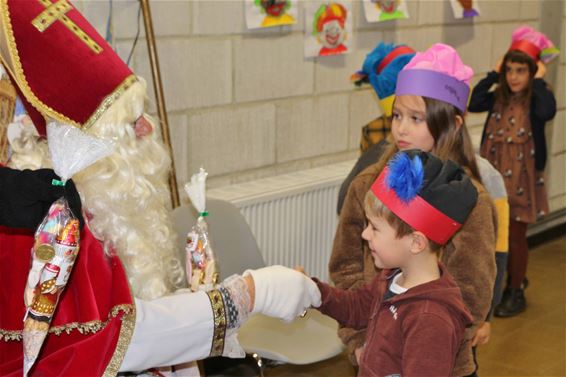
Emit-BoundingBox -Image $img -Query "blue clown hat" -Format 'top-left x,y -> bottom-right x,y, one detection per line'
351,42 -> 415,116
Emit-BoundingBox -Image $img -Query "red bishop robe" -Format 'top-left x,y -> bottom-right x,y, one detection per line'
0,225 -> 135,376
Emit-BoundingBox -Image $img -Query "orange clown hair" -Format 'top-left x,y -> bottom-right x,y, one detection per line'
313,3 -> 347,34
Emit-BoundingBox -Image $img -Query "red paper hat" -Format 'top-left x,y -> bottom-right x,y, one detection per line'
0,0 -> 137,136
508,26 -> 559,64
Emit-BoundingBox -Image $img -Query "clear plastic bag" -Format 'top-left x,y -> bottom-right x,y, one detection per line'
22,122 -> 113,376
184,168 -> 219,291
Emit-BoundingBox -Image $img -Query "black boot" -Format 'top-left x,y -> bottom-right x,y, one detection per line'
522,277 -> 529,290
499,277 -> 528,306
494,288 -> 526,317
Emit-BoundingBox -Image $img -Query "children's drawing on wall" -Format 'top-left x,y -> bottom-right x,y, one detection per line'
363,0 -> 409,22
449,0 -> 480,18
245,0 -> 297,29
304,2 -> 352,58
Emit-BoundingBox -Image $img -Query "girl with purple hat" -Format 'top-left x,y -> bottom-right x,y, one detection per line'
469,26 -> 558,317
329,43 -> 496,376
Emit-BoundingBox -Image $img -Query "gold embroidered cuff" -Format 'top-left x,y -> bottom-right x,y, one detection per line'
206,289 -> 227,357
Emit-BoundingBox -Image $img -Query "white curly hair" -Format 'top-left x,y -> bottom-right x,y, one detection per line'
9,80 -> 185,300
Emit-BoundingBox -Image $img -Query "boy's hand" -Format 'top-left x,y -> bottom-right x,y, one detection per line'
472,321 -> 491,346
243,274 -> 255,312
535,61 -> 546,78
354,346 -> 365,364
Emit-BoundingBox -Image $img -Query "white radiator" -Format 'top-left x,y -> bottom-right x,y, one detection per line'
208,160 -> 355,282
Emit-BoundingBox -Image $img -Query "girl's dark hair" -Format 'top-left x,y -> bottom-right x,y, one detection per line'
376,96 -> 481,182
496,49 -> 537,106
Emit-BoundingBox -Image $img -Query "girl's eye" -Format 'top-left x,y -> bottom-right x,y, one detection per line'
392,112 -> 401,120
412,116 -> 422,123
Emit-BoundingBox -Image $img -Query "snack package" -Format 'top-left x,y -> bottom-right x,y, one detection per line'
184,168 -> 219,291
22,122 -> 113,376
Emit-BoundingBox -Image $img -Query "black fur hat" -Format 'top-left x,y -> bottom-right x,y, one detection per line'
371,149 -> 478,244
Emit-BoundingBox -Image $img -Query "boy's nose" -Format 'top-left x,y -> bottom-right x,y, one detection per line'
361,224 -> 370,240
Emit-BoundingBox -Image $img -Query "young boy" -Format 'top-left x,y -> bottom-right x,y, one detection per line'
313,150 -> 477,376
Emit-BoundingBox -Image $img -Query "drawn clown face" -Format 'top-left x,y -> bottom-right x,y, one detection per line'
457,0 -> 473,11
319,19 -> 345,49
374,0 -> 398,13
260,0 -> 288,17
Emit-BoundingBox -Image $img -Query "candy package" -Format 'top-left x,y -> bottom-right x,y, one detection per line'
23,204 -> 80,374
184,168 -> 219,291
22,122 -> 113,376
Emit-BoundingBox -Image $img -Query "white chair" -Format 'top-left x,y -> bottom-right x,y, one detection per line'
171,199 -> 344,375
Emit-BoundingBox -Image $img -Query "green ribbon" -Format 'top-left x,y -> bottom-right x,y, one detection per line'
51,179 -> 65,187
199,211 -> 209,217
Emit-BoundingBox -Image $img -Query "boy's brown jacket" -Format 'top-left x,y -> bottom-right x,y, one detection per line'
317,264 -> 473,377
329,162 -> 497,377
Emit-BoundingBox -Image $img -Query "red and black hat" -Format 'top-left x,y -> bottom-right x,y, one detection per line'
371,150 -> 477,245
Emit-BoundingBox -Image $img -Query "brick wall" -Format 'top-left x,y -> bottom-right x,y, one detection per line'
75,0 -> 565,212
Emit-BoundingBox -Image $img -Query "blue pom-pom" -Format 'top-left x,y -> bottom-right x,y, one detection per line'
386,153 -> 424,202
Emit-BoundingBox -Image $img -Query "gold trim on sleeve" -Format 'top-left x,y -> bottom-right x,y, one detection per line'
0,304 -> 135,341
103,305 -> 136,377
206,289 -> 227,357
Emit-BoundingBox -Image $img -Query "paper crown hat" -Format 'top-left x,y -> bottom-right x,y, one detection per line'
371,150 -> 478,245
351,43 -> 415,117
0,0 -> 137,136
395,43 -> 473,113
508,26 -> 560,64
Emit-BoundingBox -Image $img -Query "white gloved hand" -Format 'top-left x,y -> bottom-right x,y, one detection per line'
244,265 -> 321,323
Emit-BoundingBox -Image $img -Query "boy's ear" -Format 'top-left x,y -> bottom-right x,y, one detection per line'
409,231 -> 429,254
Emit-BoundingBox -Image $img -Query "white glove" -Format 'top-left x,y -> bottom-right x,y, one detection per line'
244,265 -> 321,323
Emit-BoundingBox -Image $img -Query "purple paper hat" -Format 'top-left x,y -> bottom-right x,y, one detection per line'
395,43 -> 473,113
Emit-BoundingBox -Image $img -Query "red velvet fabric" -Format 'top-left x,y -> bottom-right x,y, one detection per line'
4,0 -> 134,135
0,225 -> 133,376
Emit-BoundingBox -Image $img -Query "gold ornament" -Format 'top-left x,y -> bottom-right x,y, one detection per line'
35,244 -> 55,262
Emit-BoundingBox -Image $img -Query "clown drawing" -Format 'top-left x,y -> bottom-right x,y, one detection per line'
314,3 -> 348,57
256,0 -> 295,27
454,0 -> 480,18
372,0 -> 406,21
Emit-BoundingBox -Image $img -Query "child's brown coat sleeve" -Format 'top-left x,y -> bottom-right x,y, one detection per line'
328,165 -> 380,362
442,181 -> 497,325
442,180 -> 497,376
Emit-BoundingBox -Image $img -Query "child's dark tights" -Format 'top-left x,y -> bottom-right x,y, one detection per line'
508,220 -> 529,288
